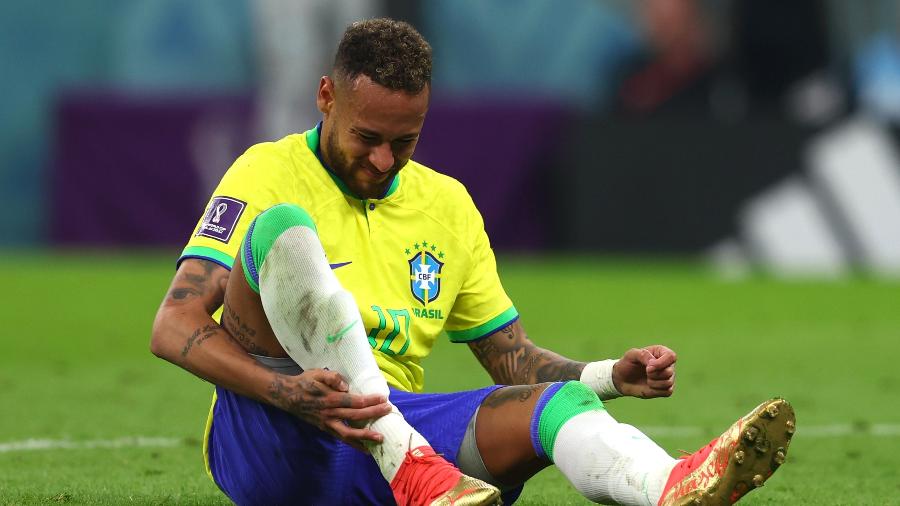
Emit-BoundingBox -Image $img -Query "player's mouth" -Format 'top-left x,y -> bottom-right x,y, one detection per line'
360,164 -> 393,183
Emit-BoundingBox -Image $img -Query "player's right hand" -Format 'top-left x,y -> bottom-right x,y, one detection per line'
269,368 -> 392,452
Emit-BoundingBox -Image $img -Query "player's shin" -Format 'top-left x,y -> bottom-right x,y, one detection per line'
245,205 -> 501,505
247,205 -> 428,480
534,382 -> 676,506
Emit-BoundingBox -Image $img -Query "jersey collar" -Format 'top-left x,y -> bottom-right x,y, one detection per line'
305,123 -> 400,200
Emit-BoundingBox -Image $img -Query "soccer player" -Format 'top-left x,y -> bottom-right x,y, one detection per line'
150,18 -> 795,506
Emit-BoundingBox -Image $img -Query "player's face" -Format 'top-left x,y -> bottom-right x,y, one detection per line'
317,75 -> 429,199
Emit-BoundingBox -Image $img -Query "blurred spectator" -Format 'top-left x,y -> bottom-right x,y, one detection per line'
110,0 -> 253,93
422,0 -> 641,110
253,0 -> 382,140
615,0 -> 719,116
729,0 -> 845,124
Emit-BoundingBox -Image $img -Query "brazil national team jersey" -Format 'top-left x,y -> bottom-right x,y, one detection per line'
180,126 -> 518,392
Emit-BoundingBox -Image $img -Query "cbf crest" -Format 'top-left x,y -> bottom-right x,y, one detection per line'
407,241 -> 445,305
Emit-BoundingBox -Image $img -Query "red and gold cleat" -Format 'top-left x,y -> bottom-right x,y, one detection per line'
390,446 -> 502,506
658,398 -> 795,506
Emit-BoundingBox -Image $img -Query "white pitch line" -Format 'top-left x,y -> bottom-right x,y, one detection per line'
2,425 -> 899,453
0,436 -> 182,453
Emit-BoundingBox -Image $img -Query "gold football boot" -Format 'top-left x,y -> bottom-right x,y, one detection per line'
429,474 -> 502,506
658,398 -> 795,505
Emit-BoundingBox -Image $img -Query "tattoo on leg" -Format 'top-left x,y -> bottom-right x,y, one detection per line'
222,302 -> 268,355
481,384 -> 546,409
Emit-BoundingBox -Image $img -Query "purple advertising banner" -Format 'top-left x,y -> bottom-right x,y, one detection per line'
415,98 -> 568,250
49,92 -> 565,250
49,90 -> 254,247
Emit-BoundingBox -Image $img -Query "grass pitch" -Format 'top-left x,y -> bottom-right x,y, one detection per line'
0,252 -> 898,505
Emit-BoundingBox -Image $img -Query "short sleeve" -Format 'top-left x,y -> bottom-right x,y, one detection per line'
179,143 -> 291,270
443,206 -> 518,342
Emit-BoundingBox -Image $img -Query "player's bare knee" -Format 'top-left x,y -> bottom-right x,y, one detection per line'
240,203 -> 319,295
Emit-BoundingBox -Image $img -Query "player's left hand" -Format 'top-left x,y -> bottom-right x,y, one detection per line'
612,345 -> 676,399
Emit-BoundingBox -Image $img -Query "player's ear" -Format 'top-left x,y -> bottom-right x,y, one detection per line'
317,76 -> 336,115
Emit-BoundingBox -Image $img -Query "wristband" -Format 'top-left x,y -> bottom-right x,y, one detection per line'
580,359 -> 622,400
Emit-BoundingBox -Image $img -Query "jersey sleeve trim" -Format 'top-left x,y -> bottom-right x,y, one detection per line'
240,219 -> 261,294
178,246 -> 235,271
446,306 -> 519,343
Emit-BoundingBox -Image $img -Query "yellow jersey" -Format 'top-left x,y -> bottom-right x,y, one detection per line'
181,126 -> 517,392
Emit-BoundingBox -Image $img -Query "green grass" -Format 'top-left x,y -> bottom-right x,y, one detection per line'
1,252 -> 898,505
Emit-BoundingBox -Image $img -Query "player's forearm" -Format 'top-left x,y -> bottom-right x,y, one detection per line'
469,321 -> 586,385
528,346 -> 587,384
150,306 -> 278,404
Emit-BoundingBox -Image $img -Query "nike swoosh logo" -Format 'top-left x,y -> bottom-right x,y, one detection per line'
329,261 -> 352,269
325,321 -> 356,343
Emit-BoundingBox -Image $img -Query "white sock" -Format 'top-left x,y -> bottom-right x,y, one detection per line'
259,225 -> 428,482
552,411 -> 677,505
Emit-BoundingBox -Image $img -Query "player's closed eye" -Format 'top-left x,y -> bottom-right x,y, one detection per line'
392,138 -> 416,147
357,132 -> 379,144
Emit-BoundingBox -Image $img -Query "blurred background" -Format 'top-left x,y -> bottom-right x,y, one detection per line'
2,2 -> 899,503
2,0 -> 900,278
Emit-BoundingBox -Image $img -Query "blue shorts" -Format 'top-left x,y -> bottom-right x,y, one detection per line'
205,385 -> 525,505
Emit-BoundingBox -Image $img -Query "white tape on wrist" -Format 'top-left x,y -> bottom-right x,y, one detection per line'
580,359 -> 623,400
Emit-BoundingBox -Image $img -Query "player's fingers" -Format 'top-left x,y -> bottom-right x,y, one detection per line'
326,419 -> 384,445
647,378 -> 674,390
319,370 -> 350,392
648,364 -> 675,380
623,347 -> 650,366
646,346 -> 677,371
326,392 -> 388,409
324,403 -> 393,422
636,348 -> 655,368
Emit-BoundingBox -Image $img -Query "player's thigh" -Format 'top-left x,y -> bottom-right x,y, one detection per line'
475,383 -> 554,484
221,254 -> 287,357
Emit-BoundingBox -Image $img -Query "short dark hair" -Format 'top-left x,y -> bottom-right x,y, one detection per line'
334,18 -> 432,94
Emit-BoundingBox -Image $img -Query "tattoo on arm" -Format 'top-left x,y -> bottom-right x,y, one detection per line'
534,360 -> 584,383
181,324 -> 220,358
165,260 -> 229,313
469,321 -> 585,385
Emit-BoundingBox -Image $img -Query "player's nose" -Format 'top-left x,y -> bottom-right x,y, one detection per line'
368,143 -> 394,173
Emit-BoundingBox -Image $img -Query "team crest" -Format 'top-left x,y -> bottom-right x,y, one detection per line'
408,243 -> 444,305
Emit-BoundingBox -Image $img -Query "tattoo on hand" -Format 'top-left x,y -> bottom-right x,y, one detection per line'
268,375 -> 326,421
